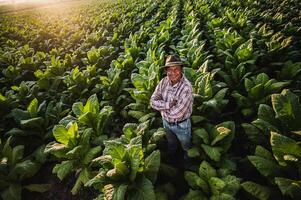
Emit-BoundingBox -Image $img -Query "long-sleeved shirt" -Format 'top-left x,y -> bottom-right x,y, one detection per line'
150,75 -> 193,123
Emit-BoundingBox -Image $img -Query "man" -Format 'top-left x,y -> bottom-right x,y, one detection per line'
150,55 -> 193,166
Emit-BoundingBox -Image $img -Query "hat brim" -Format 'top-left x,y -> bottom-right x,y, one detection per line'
160,64 -> 185,69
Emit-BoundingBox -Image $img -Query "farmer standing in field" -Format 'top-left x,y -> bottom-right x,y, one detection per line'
150,55 -> 193,168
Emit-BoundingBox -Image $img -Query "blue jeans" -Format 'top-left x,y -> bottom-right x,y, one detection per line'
162,118 -> 192,161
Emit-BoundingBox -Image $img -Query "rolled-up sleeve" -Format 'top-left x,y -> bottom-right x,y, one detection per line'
150,80 -> 170,111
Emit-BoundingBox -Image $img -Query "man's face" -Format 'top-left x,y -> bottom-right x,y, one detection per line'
166,65 -> 182,84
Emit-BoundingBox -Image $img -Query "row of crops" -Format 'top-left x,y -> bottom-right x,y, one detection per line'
1,0 -> 301,199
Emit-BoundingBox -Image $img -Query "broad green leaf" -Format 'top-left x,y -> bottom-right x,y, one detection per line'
103,140 -> 126,161
10,145 -> 24,167
52,125 -> 68,145
130,135 -> 143,146
274,177 -> 301,198
211,127 -> 231,146
244,78 -> 254,91
139,112 -> 156,123
248,155 -> 281,177
184,171 -> 201,190
231,92 -> 250,107
84,94 -> 100,114
201,144 -> 222,162
131,73 -> 148,90
214,88 -> 228,101
255,73 -> 269,85
44,142 -> 67,155
196,73 -> 212,98
149,128 -> 165,143
255,146 -> 274,162
127,176 -> 156,200
82,128 -> 93,145
123,123 -> 138,139
53,160 -> 73,180
184,189 -> 207,200
91,155 -> 112,167
184,67 -> 197,83
249,84 -> 264,100
191,115 -> 206,124
20,117 -> 44,129
3,138 -> 13,160
242,181 -> 270,200
24,184 -> 51,193
253,104 -> 279,133
87,48 -> 99,64
271,89 -> 301,130
209,177 -> 226,195
27,98 -> 38,118
115,161 -> 129,176
280,61 -> 301,79
269,81 -> 290,92
270,132 -> 301,166
96,106 -> 113,134
218,159 -> 237,175
0,92 -> 6,102
71,168 -> 90,195
128,110 -> 146,120
11,109 -> 30,123
83,146 -> 102,165
235,39 -> 253,62
257,104 -> 276,124
53,123 -> 78,146
196,177 -> 209,195
188,147 -> 200,158
112,184 -> 128,200
78,112 -> 94,128
128,144 -> 143,181
144,150 -> 160,183
146,144 -> 156,154
185,170 -> 209,194
31,145 -> 46,163
199,161 -> 217,181
155,191 -> 168,200
136,121 -> 149,136
72,102 -> 84,117
194,128 -> 209,144
1,184 -> 22,200
210,193 -> 235,200
213,121 -> 235,150
242,123 -> 265,144
110,69 -> 122,95
222,175 -> 241,195
263,79 -> 276,91
12,159 -> 40,179
85,170 -> 106,187
272,91 -> 294,119
66,145 -> 82,158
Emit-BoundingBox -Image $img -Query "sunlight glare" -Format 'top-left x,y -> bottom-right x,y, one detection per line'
0,0 -> 55,4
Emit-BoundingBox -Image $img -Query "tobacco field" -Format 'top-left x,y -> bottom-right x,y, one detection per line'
0,0 -> 301,199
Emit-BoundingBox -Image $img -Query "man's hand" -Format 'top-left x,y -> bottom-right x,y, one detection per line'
154,95 -> 163,100
170,99 -> 177,107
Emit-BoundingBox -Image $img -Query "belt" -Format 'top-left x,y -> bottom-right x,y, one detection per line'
166,118 -> 187,125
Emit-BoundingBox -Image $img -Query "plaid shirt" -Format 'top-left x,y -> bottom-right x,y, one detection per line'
150,75 -> 193,123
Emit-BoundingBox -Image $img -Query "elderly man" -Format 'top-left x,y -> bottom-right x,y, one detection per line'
150,55 -> 193,166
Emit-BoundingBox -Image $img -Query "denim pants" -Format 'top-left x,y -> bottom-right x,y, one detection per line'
162,118 -> 192,161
